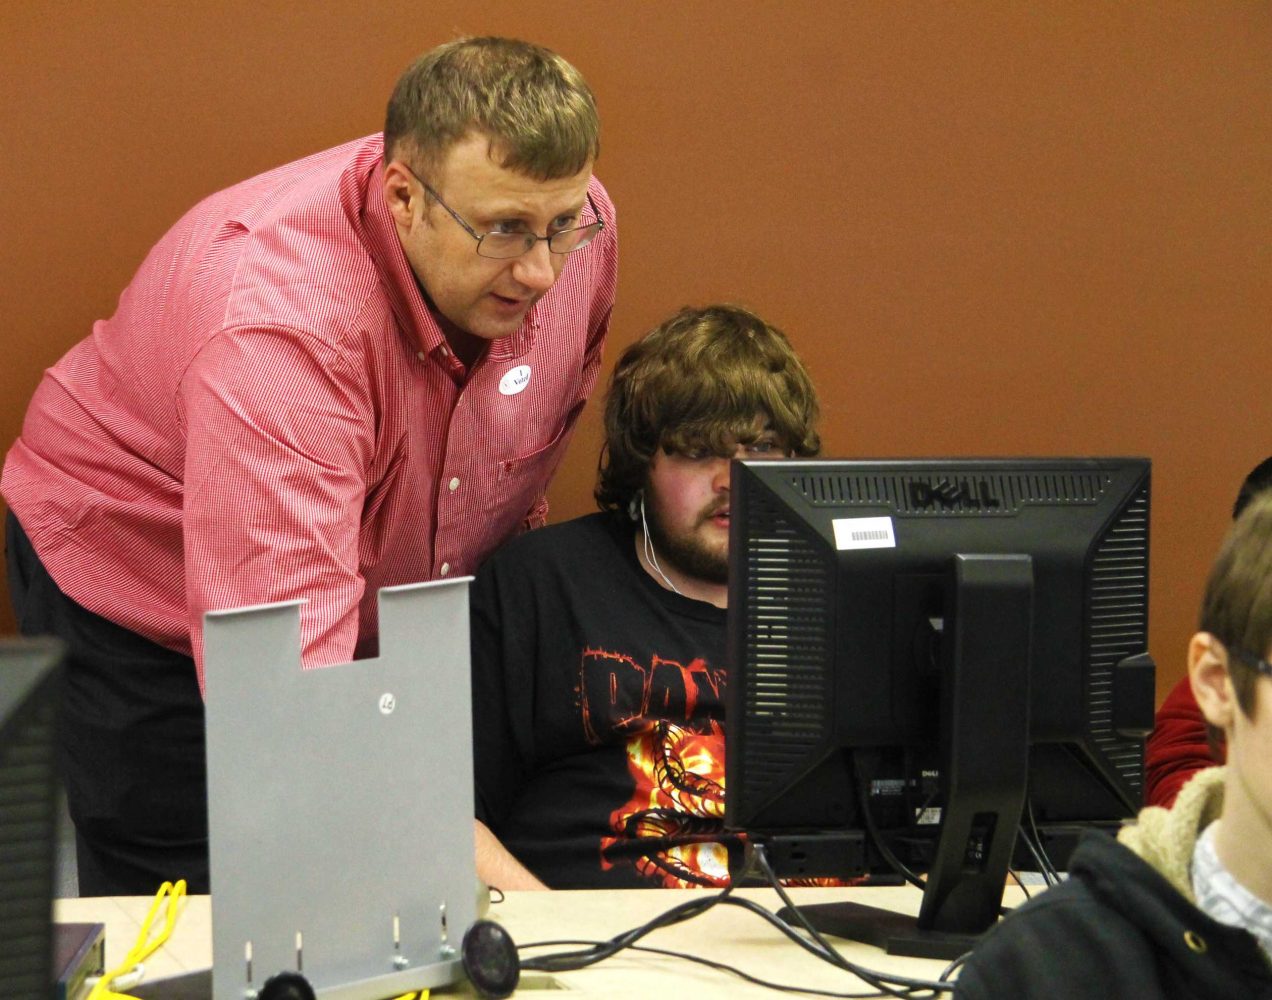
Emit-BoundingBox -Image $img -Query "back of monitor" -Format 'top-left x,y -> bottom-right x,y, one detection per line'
203,579 -> 476,1000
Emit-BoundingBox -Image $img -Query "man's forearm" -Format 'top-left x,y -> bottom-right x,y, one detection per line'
475,819 -> 548,891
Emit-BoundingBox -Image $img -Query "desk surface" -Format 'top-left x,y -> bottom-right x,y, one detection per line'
57,884 -> 1028,997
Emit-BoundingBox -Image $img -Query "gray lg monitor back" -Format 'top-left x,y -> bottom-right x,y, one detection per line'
203,579 -> 476,1000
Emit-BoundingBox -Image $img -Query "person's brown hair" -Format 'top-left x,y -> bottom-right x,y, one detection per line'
384,37 -> 599,180
1199,490 -> 1272,722
595,304 -> 820,514
1233,455 -> 1272,519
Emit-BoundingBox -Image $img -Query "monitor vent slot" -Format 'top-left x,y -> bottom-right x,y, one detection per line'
792,470 -> 1114,515
740,493 -> 834,808
1085,485 -> 1150,798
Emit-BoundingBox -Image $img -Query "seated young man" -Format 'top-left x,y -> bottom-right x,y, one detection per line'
1145,454 -> 1272,806
470,304 -> 820,889
956,493 -> 1272,998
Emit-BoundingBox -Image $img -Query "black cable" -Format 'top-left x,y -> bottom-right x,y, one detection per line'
516,837 -> 959,997
518,937 -> 923,999
1023,798 -> 1061,884
852,755 -> 928,892
519,889 -> 726,973
520,844 -> 756,973
718,894 -> 873,967
851,754 -> 1028,921
717,894 -> 956,998
1013,821 -> 1053,891
751,843 -> 956,998
1006,866 -> 1032,900
938,950 -> 973,982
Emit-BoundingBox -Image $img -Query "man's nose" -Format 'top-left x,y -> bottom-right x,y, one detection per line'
712,456 -> 733,491
511,240 -> 559,293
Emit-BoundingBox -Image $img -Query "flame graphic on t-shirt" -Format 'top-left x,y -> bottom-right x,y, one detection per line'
579,647 -> 722,746
601,719 -> 733,888
580,646 -> 850,888
576,646 -> 732,887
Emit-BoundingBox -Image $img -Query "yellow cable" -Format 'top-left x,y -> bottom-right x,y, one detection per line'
86,879 -> 187,1000
84,880 -> 430,1000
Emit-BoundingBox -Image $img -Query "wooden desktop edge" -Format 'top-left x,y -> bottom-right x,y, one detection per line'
57,884 -> 1026,997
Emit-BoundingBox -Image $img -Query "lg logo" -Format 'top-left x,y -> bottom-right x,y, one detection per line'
379,693 -> 396,716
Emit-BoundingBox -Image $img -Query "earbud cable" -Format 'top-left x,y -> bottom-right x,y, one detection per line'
639,496 -> 682,595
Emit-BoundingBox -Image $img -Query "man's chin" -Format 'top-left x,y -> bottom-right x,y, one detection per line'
658,538 -> 729,586
469,311 -> 530,341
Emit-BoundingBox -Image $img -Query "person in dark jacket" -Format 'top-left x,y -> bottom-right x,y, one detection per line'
956,493 -> 1272,999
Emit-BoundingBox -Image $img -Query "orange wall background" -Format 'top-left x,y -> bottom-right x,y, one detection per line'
3,4 -> 1269,701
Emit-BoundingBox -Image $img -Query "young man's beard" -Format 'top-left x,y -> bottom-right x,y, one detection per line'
644,497 -> 729,585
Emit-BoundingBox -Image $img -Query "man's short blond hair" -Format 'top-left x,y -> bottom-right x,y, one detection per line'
384,37 -> 600,180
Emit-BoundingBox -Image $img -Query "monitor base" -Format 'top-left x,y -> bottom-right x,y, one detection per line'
778,901 -> 984,962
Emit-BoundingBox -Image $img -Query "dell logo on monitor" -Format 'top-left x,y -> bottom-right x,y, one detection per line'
909,478 -> 1003,511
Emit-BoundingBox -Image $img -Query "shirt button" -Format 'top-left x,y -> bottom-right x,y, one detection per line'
448,477 -> 460,492
416,350 -> 426,361
439,562 -> 451,577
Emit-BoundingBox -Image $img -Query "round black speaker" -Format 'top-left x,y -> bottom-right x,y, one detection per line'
461,919 -> 520,999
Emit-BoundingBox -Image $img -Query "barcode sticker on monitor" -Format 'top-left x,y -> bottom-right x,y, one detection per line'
832,516 -> 896,551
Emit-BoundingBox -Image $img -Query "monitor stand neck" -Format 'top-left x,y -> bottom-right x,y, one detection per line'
780,553 -> 1034,961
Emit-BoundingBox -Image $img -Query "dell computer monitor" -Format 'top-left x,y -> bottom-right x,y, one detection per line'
724,457 -> 1155,957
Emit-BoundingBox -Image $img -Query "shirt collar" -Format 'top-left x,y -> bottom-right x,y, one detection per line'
1193,820 -> 1272,963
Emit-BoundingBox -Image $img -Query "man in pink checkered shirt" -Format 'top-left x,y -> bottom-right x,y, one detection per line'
2,37 -> 618,895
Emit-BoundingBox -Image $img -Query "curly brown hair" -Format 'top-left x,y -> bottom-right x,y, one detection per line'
595,305 -> 820,514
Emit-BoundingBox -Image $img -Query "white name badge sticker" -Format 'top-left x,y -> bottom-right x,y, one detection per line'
499,365 -> 532,396
832,516 -> 897,551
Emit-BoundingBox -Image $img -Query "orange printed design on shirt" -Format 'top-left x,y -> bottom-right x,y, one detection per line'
602,718 -> 733,887
577,646 -> 731,887
577,645 -> 863,889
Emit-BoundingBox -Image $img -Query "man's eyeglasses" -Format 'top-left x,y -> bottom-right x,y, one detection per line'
404,165 -> 604,260
1230,645 -> 1272,679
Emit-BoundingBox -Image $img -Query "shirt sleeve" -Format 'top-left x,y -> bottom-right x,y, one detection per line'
469,549 -> 540,833
179,325 -> 374,690
1143,675 -> 1220,808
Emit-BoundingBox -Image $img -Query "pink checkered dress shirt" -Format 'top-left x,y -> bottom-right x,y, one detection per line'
1,134 -> 618,687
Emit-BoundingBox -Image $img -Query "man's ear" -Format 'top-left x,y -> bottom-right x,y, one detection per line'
382,161 -> 419,229
1190,631 -> 1237,731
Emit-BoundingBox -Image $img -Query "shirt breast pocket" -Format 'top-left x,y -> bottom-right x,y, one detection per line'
491,399 -> 586,522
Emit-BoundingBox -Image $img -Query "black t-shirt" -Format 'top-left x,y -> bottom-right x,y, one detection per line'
470,511 -> 739,888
